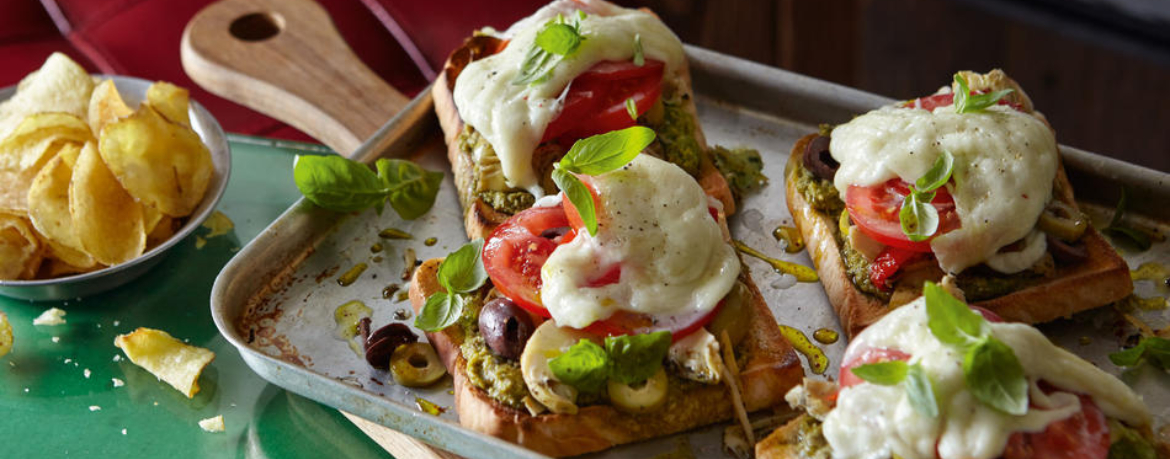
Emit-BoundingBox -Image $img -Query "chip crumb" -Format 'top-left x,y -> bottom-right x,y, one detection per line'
0,312 -> 12,358
64,358 -> 72,364
33,308 -> 67,326
121,429 -> 127,435
202,211 -> 234,238
198,415 -> 225,433
52,336 -> 60,343
112,354 -> 122,362
113,320 -> 120,326
83,368 -> 91,378
89,405 -> 101,411
112,378 -> 124,387
24,388 -> 29,393
194,235 -> 207,249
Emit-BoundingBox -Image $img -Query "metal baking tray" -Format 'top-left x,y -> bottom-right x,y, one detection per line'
210,46 -> 1170,458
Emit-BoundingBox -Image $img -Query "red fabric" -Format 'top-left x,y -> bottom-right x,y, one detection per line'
0,0 -> 435,142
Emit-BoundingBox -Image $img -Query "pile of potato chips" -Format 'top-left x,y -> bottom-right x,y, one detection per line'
0,53 -> 214,280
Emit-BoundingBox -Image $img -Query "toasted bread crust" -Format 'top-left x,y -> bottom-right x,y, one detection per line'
410,258 -> 802,457
432,37 -> 735,240
786,134 -> 1133,337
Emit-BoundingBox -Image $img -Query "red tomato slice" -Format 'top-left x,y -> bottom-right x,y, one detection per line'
481,205 -> 573,318
839,347 -> 911,389
846,179 -> 960,253
1003,392 -> 1110,459
869,246 -> 926,291
583,301 -> 724,343
541,60 -> 665,143
902,91 -> 1025,112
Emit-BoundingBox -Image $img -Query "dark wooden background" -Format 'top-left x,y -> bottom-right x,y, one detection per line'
628,0 -> 1170,173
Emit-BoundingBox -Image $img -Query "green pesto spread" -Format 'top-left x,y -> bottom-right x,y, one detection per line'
653,98 -> 702,177
840,236 -> 891,301
477,190 -> 535,215
955,256 -> 1053,302
1107,421 -> 1159,459
457,295 -> 530,409
793,162 -> 843,213
711,145 -> 767,201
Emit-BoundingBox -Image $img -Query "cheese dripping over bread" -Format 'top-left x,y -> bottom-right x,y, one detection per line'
452,0 -> 686,197
822,298 -> 1151,459
539,155 -> 739,328
829,104 -> 1058,274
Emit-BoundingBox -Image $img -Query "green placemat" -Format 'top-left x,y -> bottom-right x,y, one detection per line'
0,135 -> 389,458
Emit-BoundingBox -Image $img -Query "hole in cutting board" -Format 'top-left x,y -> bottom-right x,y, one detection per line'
230,13 -> 282,42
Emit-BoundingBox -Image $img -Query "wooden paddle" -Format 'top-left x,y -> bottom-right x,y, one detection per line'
182,0 -> 457,458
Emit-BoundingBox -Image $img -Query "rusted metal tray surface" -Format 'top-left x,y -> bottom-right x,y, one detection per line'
211,46 -> 1170,458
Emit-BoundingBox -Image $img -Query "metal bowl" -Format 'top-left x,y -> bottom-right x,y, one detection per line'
0,75 -> 231,301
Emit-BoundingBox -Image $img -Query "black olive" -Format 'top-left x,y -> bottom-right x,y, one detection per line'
478,298 -> 535,360
1046,234 -> 1088,265
802,135 -> 839,181
364,323 -> 418,369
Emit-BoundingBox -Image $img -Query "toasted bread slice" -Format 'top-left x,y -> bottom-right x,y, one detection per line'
410,258 -> 803,457
432,36 -> 735,241
786,134 -> 1133,337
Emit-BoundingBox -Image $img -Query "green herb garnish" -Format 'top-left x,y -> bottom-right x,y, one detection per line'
1102,188 -> 1152,251
549,330 -> 671,392
899,150 -> 954,241
514,14 -> 586,85
548,339 -> 610,393
552,126 -> 656,236
633,33 -> 644,67
924,281 -> 1028,415
294,156 -> 443,219
851,360 -> 939,417
415,239 -> 487,331
1109,337 -> 1170,370
953,74 -> 1014,114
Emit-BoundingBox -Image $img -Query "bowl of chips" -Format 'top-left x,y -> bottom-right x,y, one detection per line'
0,53 -> 230,301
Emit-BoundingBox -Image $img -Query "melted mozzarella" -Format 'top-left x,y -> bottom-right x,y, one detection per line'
822,299 -> 1152,459
452,0 -> 685,197
829,105 -> 1058,273
539,155 -> 740,328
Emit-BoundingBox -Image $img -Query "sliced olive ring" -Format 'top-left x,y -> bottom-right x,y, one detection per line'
390,342 -> 446,387
802,135 -> 838,181
1037,201 -> 1087,242
363,322 -> 418,370
607,367 -> 669,413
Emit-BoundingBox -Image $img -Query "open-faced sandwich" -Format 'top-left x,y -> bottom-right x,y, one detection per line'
432,0 -> 742,240
786,70 -> 1131,336
409,127 -> 802,456
757,282 -> 1167,459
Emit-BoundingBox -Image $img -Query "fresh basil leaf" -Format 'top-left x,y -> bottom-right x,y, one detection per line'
633,33 -> 644,66
916,150 -> 954,192
625,98 -> 638,121
376,158 -> 444,220
905,363 -> 939,417
963,336 -> 1028,415
851,360 -> 908,385
552,167 -> 597,236
535,23 -> 582,56
513,44 -> 558,86
437,239 -> 487,294
924,281 -> 986,348
953,73 -> 1013,113
549,339 -> 610,394
900,192 -> 939,242
294,155 -> 390,213
561,126 -> 655,175
1110,337 -> 1170,370
415,291 -> 464,332
1102,227 -> 1153,251
605,331 -> 671,385
1109,187 -> 1130,228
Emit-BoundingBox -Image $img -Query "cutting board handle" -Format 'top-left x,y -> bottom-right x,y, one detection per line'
180,0 -> 410,156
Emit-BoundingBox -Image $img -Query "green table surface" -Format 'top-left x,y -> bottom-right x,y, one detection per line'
0,136 -> 390,458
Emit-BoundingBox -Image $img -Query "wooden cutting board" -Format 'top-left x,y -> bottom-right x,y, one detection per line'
181,0 -> 457,457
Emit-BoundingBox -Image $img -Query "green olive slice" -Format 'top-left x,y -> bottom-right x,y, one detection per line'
1037,200 -> 1087,242
390,342 -> 446,387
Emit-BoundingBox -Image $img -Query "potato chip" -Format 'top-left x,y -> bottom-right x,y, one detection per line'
0,53 -> 93,140
28,143 -> 96,267
0,213 -> 43,280
99,106 -> 212,217
146,215 -> 175,248
0,113 -> 92,213
114,327 -> 215,398
145,81 -> 190,127
198,415 -> 225,433
87,79 -> 133,136
0,312 -> 12,357
70,142 -> 145,265
44,257 -> 99,277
